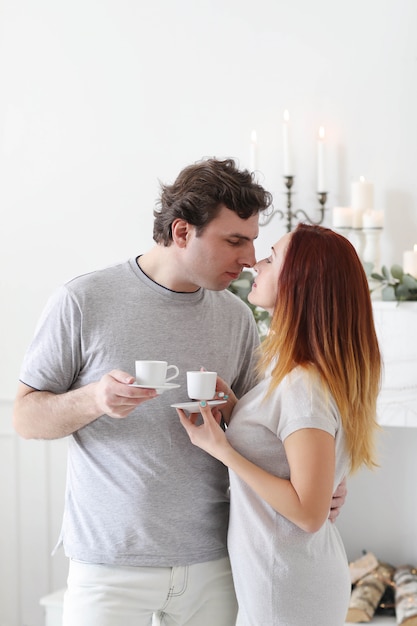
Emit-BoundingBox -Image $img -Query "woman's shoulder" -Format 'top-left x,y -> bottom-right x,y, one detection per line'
281,366 -> 336,414
282,365 -> 318,392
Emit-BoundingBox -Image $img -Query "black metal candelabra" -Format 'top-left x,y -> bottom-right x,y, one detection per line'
260,176 -> 328,233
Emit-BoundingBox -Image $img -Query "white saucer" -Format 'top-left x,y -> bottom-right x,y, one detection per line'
129,382 -> 181,395
171,400 -> 227,411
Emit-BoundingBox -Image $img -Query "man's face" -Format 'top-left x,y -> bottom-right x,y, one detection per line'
182,205 -> 259,291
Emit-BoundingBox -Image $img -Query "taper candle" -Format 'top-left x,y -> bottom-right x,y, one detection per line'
250,130 -> 258,172
317,126 -> 326,192
282,110 -> 293,176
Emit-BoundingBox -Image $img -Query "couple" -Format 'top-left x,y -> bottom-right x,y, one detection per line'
13,158 -> 381,626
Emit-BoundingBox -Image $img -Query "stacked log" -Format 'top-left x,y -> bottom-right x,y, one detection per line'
346,562 -> 395,623
349,552 -> 379,585
394,565 -> 417,626
345,553 -> 417,623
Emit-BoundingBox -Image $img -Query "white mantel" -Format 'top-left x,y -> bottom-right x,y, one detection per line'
372,301 -> 417,428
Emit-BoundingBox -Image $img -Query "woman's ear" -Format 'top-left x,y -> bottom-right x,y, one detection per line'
172,219 -> 192,248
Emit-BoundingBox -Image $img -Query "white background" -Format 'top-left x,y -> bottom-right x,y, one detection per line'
1,0 -> 417,399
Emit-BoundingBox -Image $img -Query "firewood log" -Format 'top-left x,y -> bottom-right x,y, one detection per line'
346,562 -> 394,623
349,552 -> 379,585
394,565 -> 417,626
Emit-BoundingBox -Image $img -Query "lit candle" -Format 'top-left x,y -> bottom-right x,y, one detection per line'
317,126 -> 326,192
362,209 -> 384,229
351,176 -> 374,210
351,176 -> 374,229
282,109 -> 293,176
403,245 -> 417,278
332,207 -> 353,229
250,130 -> 258,172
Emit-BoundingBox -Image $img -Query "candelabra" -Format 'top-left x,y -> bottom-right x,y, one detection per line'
333,225 -> 383,276
259,176 -> 328,233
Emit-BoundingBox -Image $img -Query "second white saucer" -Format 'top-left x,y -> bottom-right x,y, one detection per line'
171,400 -> 227,411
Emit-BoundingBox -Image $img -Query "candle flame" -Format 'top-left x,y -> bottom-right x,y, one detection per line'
318,126 -> 325,140
359,175 -> 366,182
414,244 -> 417,252
251,130 -> 257,142
283,109 -> 290,123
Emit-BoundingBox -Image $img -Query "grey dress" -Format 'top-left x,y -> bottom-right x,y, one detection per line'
226,367 -> 351,626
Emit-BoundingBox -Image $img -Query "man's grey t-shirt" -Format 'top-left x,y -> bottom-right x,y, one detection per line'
19,258 -> 259,567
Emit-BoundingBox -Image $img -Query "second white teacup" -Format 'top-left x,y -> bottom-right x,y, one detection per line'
135,360 -> 179,387
187,371 -> 217,400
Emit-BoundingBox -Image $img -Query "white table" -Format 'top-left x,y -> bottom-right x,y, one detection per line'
40,589 -> 64,626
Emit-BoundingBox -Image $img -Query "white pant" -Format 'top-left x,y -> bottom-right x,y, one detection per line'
62,557 -> 238,626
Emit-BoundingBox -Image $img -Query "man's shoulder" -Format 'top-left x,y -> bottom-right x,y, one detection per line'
65,259 -> 132,289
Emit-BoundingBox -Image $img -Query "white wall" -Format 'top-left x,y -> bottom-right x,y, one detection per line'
337,426 -> 417,566
1,1 -> 417,625
2,0 -> 417,401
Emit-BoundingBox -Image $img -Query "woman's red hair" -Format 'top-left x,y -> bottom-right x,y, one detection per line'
257,223 -> 381,473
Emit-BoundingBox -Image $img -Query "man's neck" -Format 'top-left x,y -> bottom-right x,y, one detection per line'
137,247 -> 200,293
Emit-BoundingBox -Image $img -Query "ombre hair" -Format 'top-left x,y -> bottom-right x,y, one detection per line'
257,223 -> 381,473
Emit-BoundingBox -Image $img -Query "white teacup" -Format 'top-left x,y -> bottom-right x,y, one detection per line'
187,371 -> 217,400
135,360 -> 179,387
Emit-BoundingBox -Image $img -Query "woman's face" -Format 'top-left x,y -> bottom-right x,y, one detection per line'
248,233 -> 292,314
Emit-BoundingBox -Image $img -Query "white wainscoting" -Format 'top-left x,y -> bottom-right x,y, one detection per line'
0,400 -> 68,626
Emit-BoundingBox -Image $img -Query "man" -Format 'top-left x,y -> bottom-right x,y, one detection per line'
13,158 -> 345,626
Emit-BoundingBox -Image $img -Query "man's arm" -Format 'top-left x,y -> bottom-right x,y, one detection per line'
13,370 -> 158,440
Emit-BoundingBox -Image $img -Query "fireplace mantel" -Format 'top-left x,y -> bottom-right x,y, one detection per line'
372,301 -> 417,428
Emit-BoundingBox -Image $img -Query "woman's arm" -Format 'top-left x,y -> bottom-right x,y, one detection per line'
178,402 -> 335,533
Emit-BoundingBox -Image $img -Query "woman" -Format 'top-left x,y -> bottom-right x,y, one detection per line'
177,223 -> 381,626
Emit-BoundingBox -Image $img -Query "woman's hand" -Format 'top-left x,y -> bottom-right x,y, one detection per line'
213,376 -> 238,424
177,402 -> 232,462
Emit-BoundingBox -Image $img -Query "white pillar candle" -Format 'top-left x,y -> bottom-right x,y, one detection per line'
352,209 -> 363,229
282,109 -> 293,176
249,129 -> 258,172
351,177 -> 374,229
362,209 -> 384,229
317,126 -> 326,191
332,207 -> 353,229
351,177 -> 374,210
403,245 -> 417,278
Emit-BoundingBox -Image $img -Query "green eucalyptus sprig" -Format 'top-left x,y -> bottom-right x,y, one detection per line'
228,270 -> 270,339
366,263 -> 417,301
